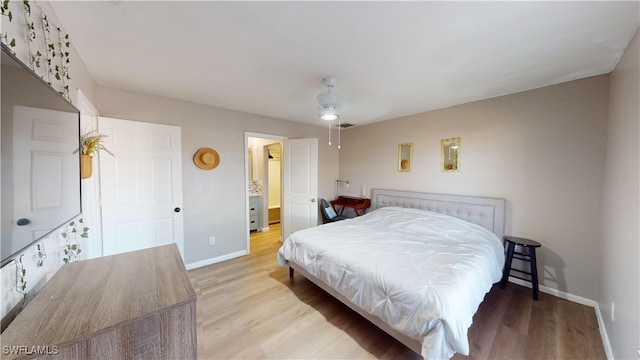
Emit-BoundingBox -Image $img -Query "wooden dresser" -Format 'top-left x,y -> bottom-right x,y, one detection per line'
1,244 -> 197,359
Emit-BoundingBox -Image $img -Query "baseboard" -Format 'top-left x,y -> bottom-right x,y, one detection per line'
507,277 -> 613,359
185,250 -> 247,270
507,277 -> 595,306
592,302 -> 614,360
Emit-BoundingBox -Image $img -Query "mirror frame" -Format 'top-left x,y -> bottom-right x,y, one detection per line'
441,137 -> 461,172
1,43 -> 82,268
398,143 -> 413,172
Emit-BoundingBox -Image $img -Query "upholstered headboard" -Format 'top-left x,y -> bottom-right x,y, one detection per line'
371,189 -> 506,239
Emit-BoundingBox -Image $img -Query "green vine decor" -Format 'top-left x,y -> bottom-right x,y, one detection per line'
62,218 -> 88,263
15,254 -> 27,303
1,0 -> 72,99
23,0 -> 41,72
55,27 -> 71,99
40,14 -> 53,85
1,0 -> 11,20
39,13 -> 71,100
0,0 -> 16,48
36,242 -> 46,267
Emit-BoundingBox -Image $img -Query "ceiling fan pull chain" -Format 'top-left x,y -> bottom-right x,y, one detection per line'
338,118 -> 341,150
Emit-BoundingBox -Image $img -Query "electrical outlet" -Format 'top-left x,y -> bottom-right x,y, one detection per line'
611,302 -> 615,322
209,236 -> 215,246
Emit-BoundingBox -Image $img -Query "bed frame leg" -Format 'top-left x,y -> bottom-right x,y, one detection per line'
289,267 -> 294,278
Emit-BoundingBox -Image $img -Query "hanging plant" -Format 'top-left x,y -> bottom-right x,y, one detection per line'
75,131 -> 114,179
75,130 -> 114,157
15,254 -> 27,303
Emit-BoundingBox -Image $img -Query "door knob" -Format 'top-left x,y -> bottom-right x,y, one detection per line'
17,218 -> 30,226
174,207 -> 181,213
311,198 -> 316,202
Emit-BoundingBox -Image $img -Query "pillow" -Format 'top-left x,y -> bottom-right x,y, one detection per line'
325,206 -> 337,219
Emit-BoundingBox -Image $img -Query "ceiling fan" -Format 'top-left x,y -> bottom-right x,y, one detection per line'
317,76 -> 343,148
317,76 -> 342,121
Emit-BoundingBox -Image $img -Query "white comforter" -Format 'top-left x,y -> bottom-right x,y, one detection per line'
277,206 -> 504,359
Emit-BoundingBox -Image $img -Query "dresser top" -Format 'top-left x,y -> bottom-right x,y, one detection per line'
1,244 -> 196,353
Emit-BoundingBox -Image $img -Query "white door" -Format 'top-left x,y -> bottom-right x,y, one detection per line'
98,117 -> 184,257
76,90 -> 102,260
282,138 -> 318,240
11,106 -> 80,252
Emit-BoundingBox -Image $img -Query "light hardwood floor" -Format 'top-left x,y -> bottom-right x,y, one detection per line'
189,224 -> 606,359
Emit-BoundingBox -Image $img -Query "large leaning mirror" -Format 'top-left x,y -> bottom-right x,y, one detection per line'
441,137 -> 460,172
1,44 -> 81,267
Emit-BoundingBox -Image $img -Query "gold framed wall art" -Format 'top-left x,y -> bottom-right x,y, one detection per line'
398,143 -> 413,172
441,138 -> 460,172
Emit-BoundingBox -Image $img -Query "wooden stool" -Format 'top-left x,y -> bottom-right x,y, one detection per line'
499,236 -> 541,300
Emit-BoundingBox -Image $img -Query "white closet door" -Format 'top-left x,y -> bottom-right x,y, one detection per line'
98,117 -> 184,258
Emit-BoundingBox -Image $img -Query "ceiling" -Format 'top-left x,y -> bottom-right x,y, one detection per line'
50,1 -> 639,128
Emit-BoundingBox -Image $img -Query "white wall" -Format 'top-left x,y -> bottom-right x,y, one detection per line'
340,75 -> 610,301
599,28 -> 639,360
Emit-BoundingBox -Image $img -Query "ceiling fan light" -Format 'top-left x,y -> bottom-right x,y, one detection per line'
319,107 -> 339,121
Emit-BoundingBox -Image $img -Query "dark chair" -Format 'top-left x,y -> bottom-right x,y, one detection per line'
320,199 -> 348,224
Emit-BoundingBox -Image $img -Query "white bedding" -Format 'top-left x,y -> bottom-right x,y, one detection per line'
277,206 -> 504,359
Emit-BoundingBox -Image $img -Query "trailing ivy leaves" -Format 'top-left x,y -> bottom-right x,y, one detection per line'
26,22 -> 35,40
0,0 -> 15,48
79,218 -> 89,239
1,0 -> 12,21
2,0 -> 72,99
36,243 -> 46,267
62,219 -> 88,263
30,50 -> 41,68
15,254 -> 27,303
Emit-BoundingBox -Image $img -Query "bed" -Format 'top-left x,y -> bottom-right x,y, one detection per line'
277,189 -> 506,359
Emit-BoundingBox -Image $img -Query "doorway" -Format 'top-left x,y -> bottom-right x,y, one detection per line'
246,133 -> 285,241
245,132 -> 319,253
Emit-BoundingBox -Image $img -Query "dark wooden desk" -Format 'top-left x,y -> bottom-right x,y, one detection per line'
330,196 -> 371,216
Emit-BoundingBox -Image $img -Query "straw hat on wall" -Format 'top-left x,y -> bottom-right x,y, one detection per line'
193,147 -> 220,170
